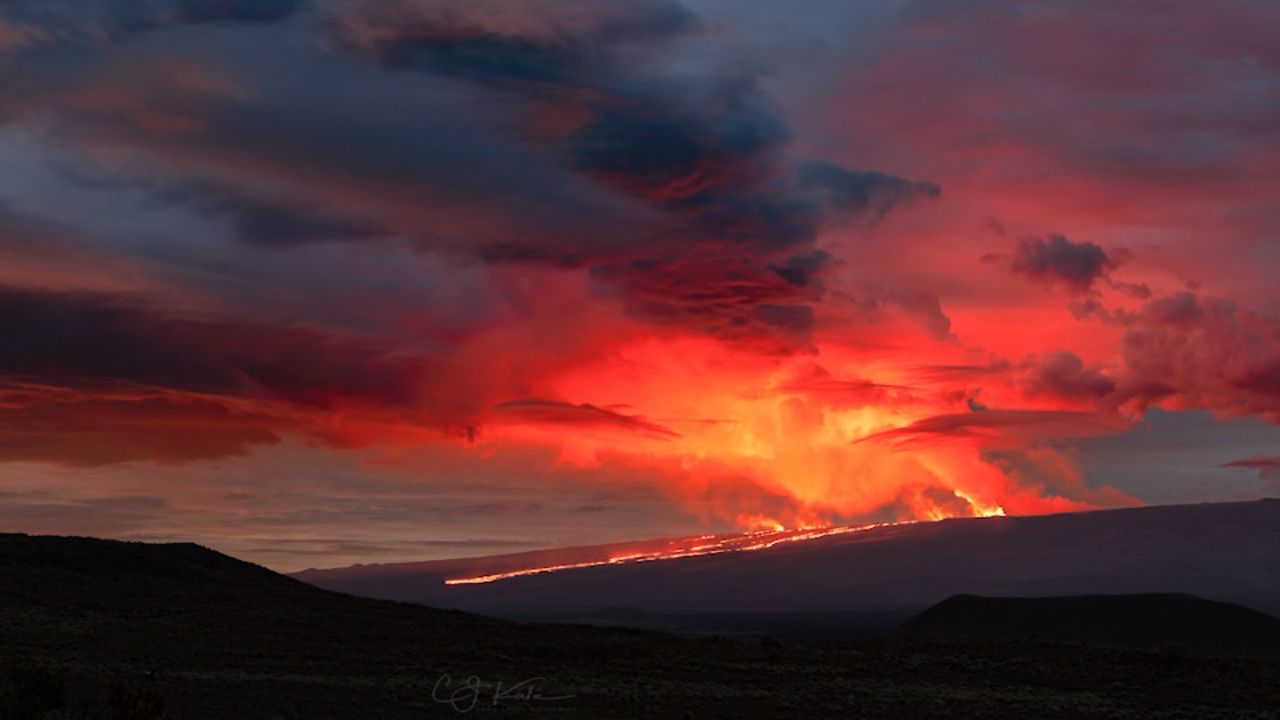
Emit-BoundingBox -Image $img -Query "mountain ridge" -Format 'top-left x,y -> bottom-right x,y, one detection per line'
293,499 -> 1280,617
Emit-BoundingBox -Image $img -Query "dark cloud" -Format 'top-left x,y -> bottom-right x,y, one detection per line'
0,26 -> 665,263
1234,358 -> 1280,399
0,200 -> 63,240
330,0 -> 699,86
565,71 -> 788,201
562,81 -> 937,251
1109,279 -> 1152,299
589,252 -> 826,348
1023,351 -> 1116,404
0,285 -> 421,408
142,0 -> 307,25
1220,456 -> 1280,479
1107,292 -> 1280,421
859,409 -> 1124,446
1007,234 -> 1115,293
217,198 -> 388,247
888,291 -> 954,340
0,0 -> 937,347
150,181 -> 393,248
1141,291 -> 1205,329
769,250 -> 835,288
838,288 -> 955,341
322,0 -> 938,343
751,304 -> 815,339
980,447 -> 1138,507
490,399 -> 679,438
0,0 -> 307,50
60,167 -> 395,247
795,160 -> 940,221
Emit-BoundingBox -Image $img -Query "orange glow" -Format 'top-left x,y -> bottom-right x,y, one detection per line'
477,330 -> 1137,532
3,0 -> 1278,575
444,520 -> 910,585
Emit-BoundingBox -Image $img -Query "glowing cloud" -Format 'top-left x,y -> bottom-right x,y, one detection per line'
0,0 -> 1277,563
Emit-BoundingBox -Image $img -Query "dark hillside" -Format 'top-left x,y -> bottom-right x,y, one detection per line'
897,593 -> 1280,657
2,533 -> 1279,719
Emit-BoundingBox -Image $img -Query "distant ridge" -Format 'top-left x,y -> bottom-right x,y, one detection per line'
0,533 -> 328,613
294,499 -> 1280,616
897,594 -> 1280,657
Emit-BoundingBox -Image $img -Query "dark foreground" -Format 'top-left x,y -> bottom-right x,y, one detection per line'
2,534 -> 1278,719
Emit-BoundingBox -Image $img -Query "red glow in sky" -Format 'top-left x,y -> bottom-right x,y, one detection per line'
0,0 -> 1278,569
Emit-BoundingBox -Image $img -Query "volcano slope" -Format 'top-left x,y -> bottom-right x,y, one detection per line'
296,500 -> 1280,623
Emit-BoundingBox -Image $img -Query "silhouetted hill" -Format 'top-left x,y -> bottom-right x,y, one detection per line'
898,594 -> 1280,657
1,534 -> 315,607
3,533 -> 1280,719
297,499 -> 1280,618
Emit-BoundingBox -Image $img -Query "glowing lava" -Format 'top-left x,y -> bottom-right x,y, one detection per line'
444,521 -> 909,585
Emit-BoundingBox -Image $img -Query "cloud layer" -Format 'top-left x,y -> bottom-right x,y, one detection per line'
0,0 -> 1278,563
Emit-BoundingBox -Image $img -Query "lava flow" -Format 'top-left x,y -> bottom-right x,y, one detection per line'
444,521 -> 910,585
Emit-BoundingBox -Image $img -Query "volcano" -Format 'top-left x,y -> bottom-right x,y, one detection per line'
294,499 -> 1280,627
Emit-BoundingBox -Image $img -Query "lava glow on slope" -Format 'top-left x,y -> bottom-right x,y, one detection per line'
444,520 -> 930,585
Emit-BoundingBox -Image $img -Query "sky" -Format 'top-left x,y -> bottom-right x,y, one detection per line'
1,0 -> 1278,571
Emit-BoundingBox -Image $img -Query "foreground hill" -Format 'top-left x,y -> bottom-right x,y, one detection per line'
2,534 -> 1279,719
296,499 -> 1280,621
898,594 -> 1280,657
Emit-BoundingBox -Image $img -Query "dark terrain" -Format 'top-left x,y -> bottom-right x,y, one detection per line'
2,533 -> 1280,719
897,594 -> 1280,657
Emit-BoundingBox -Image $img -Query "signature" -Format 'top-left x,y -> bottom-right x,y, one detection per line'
431,674 -> 576,713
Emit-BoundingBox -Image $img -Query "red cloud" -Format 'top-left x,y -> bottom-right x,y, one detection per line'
858,409 -> 1126,449
490,399 -> 679,439
1220,456 -> 1280,479
0,381 -> 282,466
0,0 -> 1276,549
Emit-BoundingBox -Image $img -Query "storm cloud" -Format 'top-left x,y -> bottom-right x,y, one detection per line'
1008,234 -> 1116,293
0,0 -> 936,349
1,0 -> 1278,563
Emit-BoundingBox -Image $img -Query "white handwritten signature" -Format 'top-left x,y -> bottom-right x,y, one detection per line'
431,674 -> 576,713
